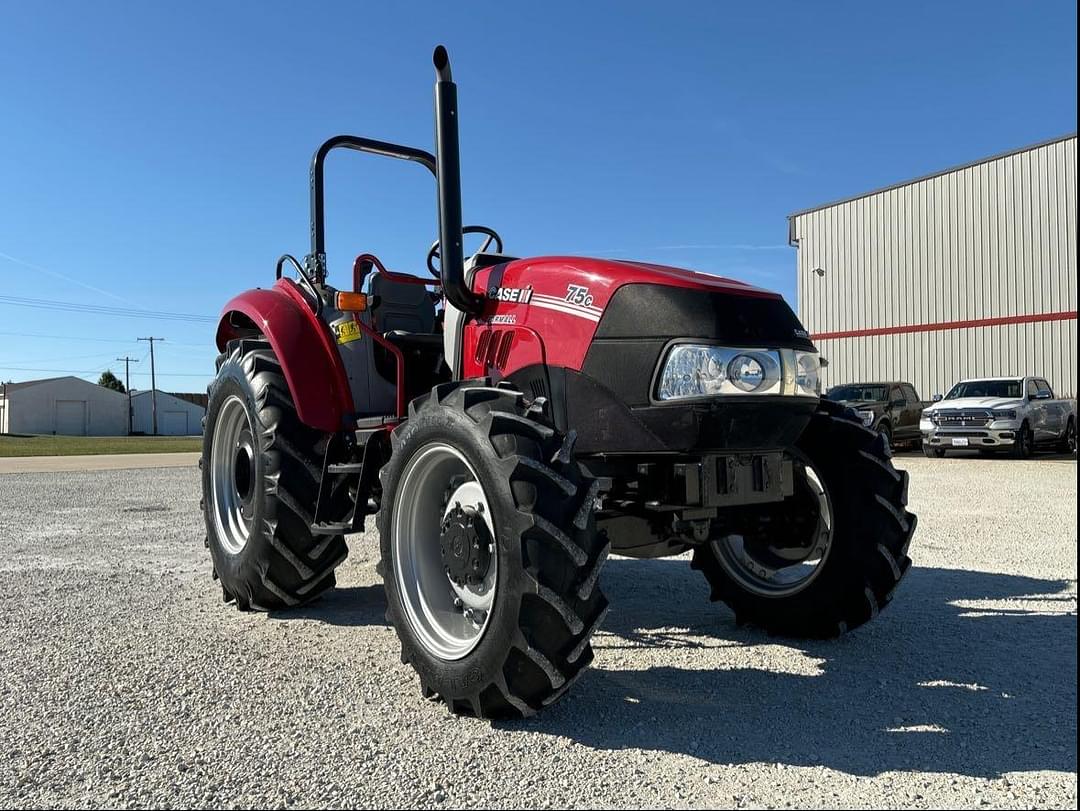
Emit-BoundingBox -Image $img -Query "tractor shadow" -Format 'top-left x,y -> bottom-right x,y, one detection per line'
268,584 -> 387,627
508,557 -> 1077,779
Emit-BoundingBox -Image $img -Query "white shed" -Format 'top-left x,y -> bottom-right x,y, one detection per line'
130,389 -> 205,436
0,376 -> 128,436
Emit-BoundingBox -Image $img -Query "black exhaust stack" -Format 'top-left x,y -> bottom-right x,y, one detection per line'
433,46 -> 482,314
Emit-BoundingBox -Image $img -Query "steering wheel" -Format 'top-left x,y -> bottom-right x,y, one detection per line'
426,225 -> 504,278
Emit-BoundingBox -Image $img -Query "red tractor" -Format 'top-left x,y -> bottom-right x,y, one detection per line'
201,47 -> 916,718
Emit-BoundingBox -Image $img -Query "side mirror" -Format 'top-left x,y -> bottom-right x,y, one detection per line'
891,398 -> 905,408
1034,390 -> 1052,400
933,394 -> 943,402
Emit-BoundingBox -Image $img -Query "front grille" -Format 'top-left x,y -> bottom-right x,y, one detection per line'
935,430 -> 990,437
936,409 -> 992,428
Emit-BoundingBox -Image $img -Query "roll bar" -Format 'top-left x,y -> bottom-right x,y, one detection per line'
304,46 -> 481,315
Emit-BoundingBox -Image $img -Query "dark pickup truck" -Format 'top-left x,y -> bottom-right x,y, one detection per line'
824,381 -> 929,447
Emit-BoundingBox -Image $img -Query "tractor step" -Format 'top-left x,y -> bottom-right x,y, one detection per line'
353,420 -> 397,452
327,462 -> 364,474
354,415 -> 397,429
310,521 -> 353,536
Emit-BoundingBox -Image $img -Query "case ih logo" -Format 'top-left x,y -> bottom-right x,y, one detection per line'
487,285 -> 533,304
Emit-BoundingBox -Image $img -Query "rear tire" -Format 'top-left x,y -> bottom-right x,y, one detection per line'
201,339 -> 349,611
378,381 -> 609,718
691,399 -> 916,638
1056,418 -> 1076,455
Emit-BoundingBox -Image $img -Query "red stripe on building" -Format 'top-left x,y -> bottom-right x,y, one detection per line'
812,310 -> 1079,341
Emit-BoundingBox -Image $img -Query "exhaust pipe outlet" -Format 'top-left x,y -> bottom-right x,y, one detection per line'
433,46 -> 482,315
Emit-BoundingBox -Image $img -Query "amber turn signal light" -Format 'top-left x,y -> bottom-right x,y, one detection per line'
336,292 -> 368,312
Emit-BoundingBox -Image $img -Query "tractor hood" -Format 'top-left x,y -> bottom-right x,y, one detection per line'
470,255 -> 811,362
492,256 -> 782,300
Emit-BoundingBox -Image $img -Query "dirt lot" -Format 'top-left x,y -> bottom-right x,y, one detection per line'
0,452 -> 1075,808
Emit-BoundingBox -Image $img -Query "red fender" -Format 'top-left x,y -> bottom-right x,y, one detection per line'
215,279 -> 354,433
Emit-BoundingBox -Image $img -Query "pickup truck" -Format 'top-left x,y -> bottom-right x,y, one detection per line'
920,376 -> 1077,458
824,381 -> 928,447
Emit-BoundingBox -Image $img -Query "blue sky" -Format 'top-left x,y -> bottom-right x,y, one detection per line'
0,1 -> 1075,391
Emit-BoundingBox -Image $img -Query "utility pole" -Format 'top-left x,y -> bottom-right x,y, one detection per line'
116,356 -> 139,435
137,337 -> 164,435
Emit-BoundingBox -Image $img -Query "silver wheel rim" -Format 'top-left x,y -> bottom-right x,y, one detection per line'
392,442 -> 496,660
711,465 -> 834,598
210,395 -> 257,555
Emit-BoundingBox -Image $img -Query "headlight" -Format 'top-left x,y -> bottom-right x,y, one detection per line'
857,410 -> 876,427
656,346 -> 782,400
991,409 -> 1017,420
655,345 -> 819,401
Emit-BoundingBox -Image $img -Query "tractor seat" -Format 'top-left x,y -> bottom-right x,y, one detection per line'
369,273 -> 436,329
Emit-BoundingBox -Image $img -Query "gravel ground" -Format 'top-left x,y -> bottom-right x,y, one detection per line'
0,453 -> 1075,809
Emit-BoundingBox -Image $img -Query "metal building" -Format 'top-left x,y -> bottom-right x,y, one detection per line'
0,376 -> 128,436
788,133 -> 1077,399
130,389 -> 205,436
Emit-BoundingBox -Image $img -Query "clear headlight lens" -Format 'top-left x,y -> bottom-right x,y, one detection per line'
655,346 -> 729,399
793,351 -> 820,397
656,345 -> 814,401
728,354 -> 766,391
857,410 -> 876,426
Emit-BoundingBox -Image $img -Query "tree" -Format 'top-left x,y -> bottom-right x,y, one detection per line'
98,370 -> 126,393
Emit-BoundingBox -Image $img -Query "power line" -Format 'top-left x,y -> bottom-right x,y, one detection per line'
0,330 -> 210,348
0,351 -> 125,365
0,365 -> 209,377
0,294 -> 216,323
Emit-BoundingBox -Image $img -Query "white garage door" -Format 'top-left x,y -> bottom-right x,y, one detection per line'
56,400 -> 87,436
162,411 -> 188,435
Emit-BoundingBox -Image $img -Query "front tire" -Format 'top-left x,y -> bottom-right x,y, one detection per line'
201,339 -> 349,611
691,399 -> 916,638
378,382 -> 609,718
1011,421 -> 1034,459
878,420 -> 893,448
923,445 -> 946,458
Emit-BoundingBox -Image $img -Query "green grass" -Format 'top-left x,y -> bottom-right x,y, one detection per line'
0,434 -> 202,457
